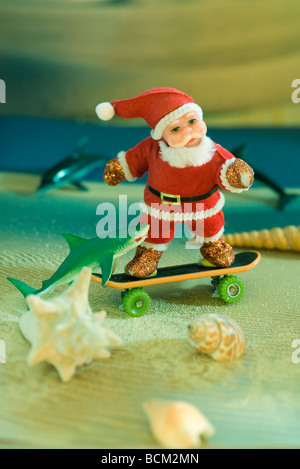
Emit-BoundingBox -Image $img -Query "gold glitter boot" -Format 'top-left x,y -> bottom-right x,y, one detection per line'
200,239 -> 235,268
125,245 -> 163,278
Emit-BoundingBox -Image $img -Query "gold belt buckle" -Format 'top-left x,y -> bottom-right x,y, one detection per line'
160,192 -> 181,205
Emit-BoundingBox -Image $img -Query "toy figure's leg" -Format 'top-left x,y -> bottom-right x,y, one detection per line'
200,239 -> 234,267
190,211 -> 234,268
125,245 -> 164,278
125,213 -> 175,277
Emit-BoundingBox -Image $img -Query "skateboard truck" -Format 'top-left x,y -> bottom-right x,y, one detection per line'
211,276 -> 221,290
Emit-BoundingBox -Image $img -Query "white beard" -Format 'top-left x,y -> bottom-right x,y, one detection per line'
158,135 -> 216,168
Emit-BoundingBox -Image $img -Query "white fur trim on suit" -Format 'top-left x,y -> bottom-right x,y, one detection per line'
158,136 -> 216,168
117,151 -> 137,182
190,226 -> 225,245
219,158 -> 244,193
151,103 -> 203,140
141,241 -> 169,251
143,192 -> 225,222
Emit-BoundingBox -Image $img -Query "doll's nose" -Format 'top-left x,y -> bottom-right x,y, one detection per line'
183,126 -> 193,135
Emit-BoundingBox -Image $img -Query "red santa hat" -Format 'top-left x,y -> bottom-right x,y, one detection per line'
95,87 -> 203,140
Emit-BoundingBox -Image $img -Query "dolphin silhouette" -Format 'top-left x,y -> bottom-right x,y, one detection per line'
37,137 -> 106,193
7,224 -> 149,297
231,144 -> 297,210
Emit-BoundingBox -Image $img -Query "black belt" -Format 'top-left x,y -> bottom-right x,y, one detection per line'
147,183 -> 219,204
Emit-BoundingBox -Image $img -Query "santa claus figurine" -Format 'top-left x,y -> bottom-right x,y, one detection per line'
96,87 -> 254,278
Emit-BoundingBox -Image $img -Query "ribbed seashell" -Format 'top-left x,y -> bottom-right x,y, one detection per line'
223,225 -> 300,252
19,267 -> 121,382
144,399 -> 215,449
188,313 -> 245,361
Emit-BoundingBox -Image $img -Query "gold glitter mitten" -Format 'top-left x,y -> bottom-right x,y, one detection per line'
226,158 -> 254,189
103,158 -> 126,186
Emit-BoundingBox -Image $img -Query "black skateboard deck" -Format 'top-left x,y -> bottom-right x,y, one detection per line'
91,251 -> 261,289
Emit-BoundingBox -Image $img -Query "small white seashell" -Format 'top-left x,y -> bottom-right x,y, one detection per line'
19,267 -> 121,382
144,399 -> 215,449
188,313 -> 245,361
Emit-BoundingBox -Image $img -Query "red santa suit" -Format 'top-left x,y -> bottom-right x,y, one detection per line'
96,87 -> 253,271
117,134 -> 243,248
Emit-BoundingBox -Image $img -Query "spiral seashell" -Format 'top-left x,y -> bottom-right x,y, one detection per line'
223,225 -> 300,252
144,399 -> 215,449
188,313 -> 245,361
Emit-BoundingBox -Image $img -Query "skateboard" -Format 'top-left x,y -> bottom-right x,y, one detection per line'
91,251 -> 261,317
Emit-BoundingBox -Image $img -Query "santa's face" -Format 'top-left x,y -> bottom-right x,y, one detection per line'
162,111 -> 207,149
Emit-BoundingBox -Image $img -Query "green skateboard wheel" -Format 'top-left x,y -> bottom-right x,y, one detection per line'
217,275 -> 245,304
122,288 -> 151,317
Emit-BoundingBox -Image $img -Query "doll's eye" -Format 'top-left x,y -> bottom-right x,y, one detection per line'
189,119 -> 197,124
171,127 -> 180,133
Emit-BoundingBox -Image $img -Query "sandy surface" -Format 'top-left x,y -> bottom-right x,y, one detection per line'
0,173 -> 300,448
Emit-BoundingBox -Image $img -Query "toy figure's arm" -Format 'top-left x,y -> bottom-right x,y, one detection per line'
103,138 -> 151,187
216,145 -> 254,192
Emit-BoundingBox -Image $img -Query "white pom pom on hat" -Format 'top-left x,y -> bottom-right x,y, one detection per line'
95,102 -> 115,121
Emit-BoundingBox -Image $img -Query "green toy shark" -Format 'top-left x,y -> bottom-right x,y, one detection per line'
7,224 -> 149,298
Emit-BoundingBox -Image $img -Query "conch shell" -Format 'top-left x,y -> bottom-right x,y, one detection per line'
19,267 -> 121,382
223,225 -> 300,252
188,313 -> 245,361
144,399 -> 215,448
